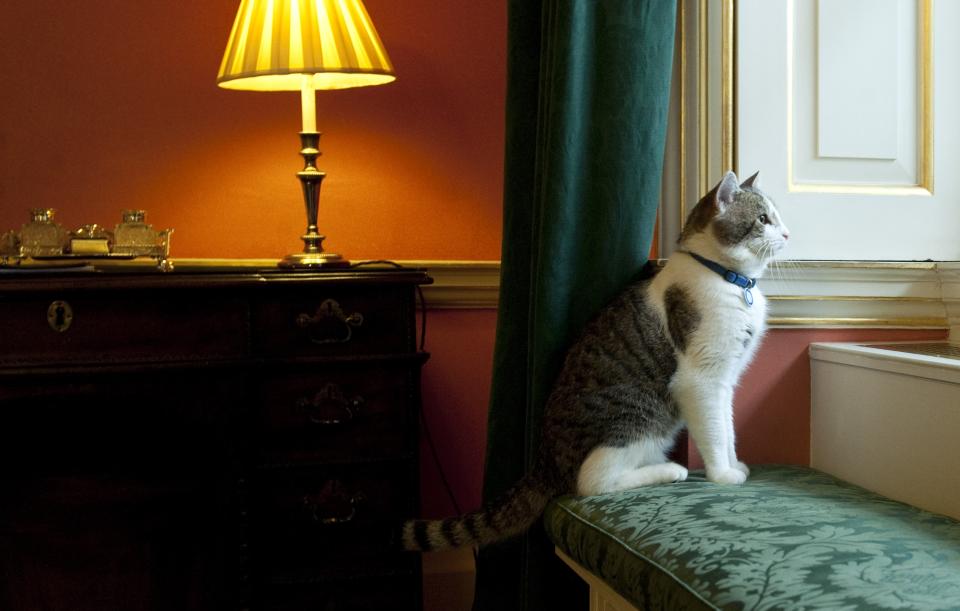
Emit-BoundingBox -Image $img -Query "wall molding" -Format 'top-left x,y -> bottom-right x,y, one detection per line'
413,260 -> 957,331
164,258 -> 955,330
406,260 -> 500,309
761,262 -> 949,328
939,263 -> 960,340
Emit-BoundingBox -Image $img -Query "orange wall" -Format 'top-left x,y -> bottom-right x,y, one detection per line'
0,0 -> 505,261
0,0 -> 505,518
0,0 -> 505,520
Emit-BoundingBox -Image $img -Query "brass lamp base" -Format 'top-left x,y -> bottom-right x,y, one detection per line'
278,251 -> 350,269
278,131 -> 350,270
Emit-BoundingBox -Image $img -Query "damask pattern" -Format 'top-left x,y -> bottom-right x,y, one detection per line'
545,465 -> 960,610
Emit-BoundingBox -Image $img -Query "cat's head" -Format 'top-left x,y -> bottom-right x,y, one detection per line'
678,171 -> 790,276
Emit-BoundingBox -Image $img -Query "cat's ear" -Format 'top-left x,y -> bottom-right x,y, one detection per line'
715,171 -> 740,212
740,171 -> 761,189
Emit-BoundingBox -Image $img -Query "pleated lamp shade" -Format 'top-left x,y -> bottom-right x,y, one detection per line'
217,0 -> 395,91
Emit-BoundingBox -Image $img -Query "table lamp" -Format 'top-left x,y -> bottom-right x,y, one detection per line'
217,0 -> 395,268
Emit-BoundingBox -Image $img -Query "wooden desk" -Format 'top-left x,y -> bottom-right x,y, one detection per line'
0,266 -> 430,610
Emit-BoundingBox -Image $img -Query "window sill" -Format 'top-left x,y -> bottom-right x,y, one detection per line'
413,260 -> 960,335
810,339 -> 960,519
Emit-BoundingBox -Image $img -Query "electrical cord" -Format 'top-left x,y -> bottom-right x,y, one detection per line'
350,259 -> 427,352
350,259 -> 464,518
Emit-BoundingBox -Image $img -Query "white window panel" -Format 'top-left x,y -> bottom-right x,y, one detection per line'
737,0 -> 959,261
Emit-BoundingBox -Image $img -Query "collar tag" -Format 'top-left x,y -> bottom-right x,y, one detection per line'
744,287 -> 754,306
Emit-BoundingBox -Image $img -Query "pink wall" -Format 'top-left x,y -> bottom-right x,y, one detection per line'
420,321 -> 948,517
419,310 -> 497,517
689,327 -> 948,469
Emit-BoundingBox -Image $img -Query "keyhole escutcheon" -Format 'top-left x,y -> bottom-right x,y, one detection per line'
47,300 -> 73,333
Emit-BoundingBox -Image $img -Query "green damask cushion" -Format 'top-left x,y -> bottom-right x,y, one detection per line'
544,465 -> 960,610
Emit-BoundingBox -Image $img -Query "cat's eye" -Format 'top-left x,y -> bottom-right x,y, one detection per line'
758,214 -> 770,225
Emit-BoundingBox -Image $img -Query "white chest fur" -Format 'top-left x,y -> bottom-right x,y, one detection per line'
649,254 -> 766,484
651,255 -> 767,379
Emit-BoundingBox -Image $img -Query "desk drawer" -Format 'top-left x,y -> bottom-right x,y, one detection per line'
252,286 -> 415,357
0,292 -> 249,366
256,361 -> 419,463
251,462 -> 415,573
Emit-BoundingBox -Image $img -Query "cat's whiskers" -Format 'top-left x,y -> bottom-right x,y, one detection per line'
763,244 -> 776,282
776,259 -> 790,285
758,241 -> 780,283
770,246 -> 788,284
779,257 -> 807,281
773,254 -> 787,285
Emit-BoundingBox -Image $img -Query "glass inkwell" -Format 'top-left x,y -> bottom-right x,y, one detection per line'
113,210 -> 172,259
19,208 -> 66,257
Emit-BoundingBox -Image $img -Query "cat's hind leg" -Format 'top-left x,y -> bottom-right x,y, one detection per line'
576,442 -> 688,496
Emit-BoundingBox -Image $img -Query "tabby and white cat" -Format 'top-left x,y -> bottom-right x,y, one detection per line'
402,170 -> 790,551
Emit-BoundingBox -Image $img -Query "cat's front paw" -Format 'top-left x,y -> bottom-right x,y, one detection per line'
733,460 -> 750,477
706,467 -> 747,485
663,462 -> 689,483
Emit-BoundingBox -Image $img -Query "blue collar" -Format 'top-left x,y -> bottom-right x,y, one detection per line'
686,252 -> 757,306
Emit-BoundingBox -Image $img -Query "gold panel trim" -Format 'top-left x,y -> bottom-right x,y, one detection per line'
784,0 -> 933,194
769,317 -> 948,328
788,184 -> 933,196
768,295 -> 942,303
721,0 -> 735,175
688,0 -> 731,215
698,0 -> 709,198
691,0 -> 734,203
679,0 -> 688,223
920,0 -> 934,193
765,260 -> 937,270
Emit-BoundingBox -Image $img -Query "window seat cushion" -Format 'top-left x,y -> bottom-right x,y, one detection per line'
544,464 -> 960,610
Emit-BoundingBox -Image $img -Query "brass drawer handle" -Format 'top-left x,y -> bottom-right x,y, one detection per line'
295,299 -> 363,344
47,300 -> 73,333
302,480 -> 365,525
296,383 -> 364,426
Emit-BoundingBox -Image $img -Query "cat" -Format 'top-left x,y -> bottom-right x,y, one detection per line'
402,170 -> 790,552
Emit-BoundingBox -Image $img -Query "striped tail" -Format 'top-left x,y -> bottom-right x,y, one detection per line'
401,472 -> 555,552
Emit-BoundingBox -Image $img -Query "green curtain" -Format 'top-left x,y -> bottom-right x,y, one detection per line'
474,1 -> 677,609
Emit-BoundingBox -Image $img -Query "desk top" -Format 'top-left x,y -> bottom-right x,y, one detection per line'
0,258 -> 432,291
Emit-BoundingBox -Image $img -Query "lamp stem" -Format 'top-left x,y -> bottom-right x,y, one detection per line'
278,75 -> 349,268
301,75 -> 317,132
298,132 -> 324,255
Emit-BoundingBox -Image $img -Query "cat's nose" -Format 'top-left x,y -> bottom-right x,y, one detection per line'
782,229 -> 790,240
